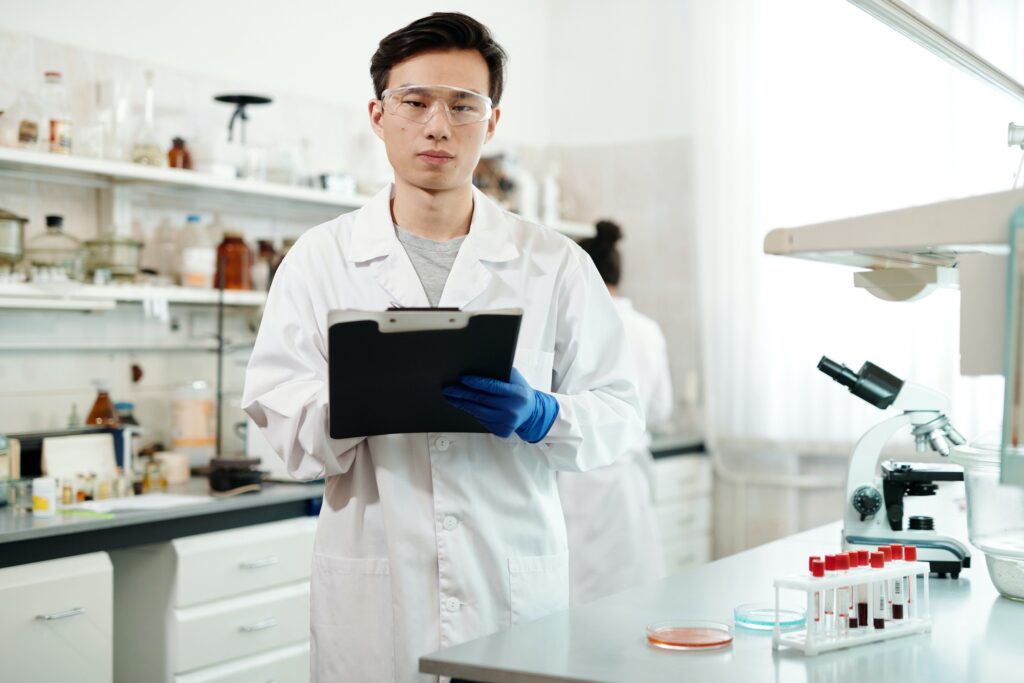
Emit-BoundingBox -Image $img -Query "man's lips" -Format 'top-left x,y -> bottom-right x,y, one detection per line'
419,151 -> 454,165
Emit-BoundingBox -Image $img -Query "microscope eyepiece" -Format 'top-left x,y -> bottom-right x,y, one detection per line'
818,356 -> 858,389
818,356 -> 904,409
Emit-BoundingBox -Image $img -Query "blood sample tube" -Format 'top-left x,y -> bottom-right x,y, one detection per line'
856,550 -> 870,627
870,551 -> 886,629
879,547 -> 893,619
890,545 -> 905,620
835,553 -> 850,635
846,552 -> 859,629
824,554 -> 837,632
810,559 -> 825,635
904,545 -> 918,615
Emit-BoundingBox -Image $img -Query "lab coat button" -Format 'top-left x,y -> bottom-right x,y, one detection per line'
435,437 -> 451,451
443,515 -> 458,531
445,597 -> 461,612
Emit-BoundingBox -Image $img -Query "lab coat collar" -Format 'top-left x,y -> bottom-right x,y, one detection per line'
345,184 -> 519,264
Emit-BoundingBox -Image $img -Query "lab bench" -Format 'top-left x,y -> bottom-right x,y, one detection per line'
420,520 -> 1024,683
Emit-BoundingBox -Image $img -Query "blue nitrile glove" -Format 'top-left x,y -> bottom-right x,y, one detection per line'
442,368 -> 559,443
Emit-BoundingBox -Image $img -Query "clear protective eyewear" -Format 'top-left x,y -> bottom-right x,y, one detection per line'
380,85 -> 493,126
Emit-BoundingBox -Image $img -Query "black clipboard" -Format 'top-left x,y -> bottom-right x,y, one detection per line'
327,308 -> 523,438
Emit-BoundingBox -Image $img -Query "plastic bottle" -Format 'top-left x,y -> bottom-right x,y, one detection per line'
31,477 -> 57,518
180,214 -> 215,288
41,71 -> 72,154
171,380 -> 216,467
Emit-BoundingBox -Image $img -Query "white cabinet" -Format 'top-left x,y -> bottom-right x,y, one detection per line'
653,455 -> 713,573
0,552 -> 113,683
111,517 -> 316,683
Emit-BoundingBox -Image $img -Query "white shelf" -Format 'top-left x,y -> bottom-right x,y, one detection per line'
0,282 -> 267,309
763,186 -> 1024,268
0,146 -> 372,213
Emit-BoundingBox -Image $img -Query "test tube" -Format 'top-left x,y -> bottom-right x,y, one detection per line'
879,546 -> 893,619
835,554 -> 851,635
870,551 -> 886,629
824,554 -> 837,633
856,549 -> 870,628
845,552 -> 859,629
904,545 -> 918,617
810,558 -> 825,635
890,545 -> 905,620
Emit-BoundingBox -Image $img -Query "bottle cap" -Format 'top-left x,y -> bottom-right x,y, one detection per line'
870,552 -> 885,569
847,551 -> 860,568
808,556 -> 821,572
904,546 -> 918,562
45,214 -> 64,228
836,554 -> 850,571
890,544 -> 904,560
824,554 -> 837,571
880,547 -> 892,563
857,550 -> 869,566
810,559 -> 825,578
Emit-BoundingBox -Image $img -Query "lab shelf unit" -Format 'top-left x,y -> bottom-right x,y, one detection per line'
0,282 -> 267,310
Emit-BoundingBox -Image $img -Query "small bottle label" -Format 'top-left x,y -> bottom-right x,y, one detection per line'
18,119 -> 39,145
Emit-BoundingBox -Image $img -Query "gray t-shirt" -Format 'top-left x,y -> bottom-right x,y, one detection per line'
394,225 -> 467,307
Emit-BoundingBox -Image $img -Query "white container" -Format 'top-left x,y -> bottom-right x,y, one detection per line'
32,476 -> 57,518
171,381 -> 216,467
180,214 -> 216,288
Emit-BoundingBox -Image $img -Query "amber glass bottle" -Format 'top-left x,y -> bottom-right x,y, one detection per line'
215,231 -> 252,290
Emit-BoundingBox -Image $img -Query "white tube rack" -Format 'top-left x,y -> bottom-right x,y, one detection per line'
772,561 -> 931,656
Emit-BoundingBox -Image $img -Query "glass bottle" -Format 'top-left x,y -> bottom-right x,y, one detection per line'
0,90 -> 43,150
25,215 -> 85,281
131,70 -> 164,166
215,231 -> 253,290
168,136 -> 192,169
180,214 -> 215,288
41,71 -> 72,154
270,237 -> 295,283
86,380 -> 121,427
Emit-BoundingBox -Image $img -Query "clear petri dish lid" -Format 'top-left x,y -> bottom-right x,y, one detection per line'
646,620 -> 733,651
733,603 -> 805,631
950,426 -> 1016,468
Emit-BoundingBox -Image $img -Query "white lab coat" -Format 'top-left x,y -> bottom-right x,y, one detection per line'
557,297 -> 673,606
241,185 -> 644,683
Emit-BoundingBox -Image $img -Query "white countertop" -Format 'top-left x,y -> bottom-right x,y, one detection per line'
420,521 -> 1024,683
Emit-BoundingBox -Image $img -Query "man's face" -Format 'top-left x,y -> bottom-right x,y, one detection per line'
369,49 -> 500,193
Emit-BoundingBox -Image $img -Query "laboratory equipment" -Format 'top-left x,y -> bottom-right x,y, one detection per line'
24,215 -> 85,281
131,70 -> 163,166
773,544 -> 930,655
41,71 -> 71,154
0,207 -> 27,265
818,356 -> 972,577
208,456 -> 263,494
83,236 -> 143,279
180,214 -> 215,288
734,603 -> 804,632
167,136 -> 192,169
31,477 -> 56,518
86,381 -> 120,427
645,620 -> 732,650
950,432 -> 1024,601
213,93 -> 272,145
215,231 -> 252,290
171,380 -> 216,467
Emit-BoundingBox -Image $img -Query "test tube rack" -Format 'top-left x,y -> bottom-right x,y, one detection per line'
772,561 -> 931,656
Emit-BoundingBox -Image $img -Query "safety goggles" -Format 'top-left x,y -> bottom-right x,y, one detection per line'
380,85 -> 494,126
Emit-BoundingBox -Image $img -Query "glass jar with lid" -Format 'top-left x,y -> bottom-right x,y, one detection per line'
215,230 -> 252,290
25,214 -> 85,281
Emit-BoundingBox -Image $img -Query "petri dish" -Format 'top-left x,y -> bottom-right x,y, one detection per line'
734,603 -> 805,631
646,620 -> 733,651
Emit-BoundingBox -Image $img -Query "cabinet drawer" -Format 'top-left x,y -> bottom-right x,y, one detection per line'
655,496 -> 711,542
173,517 -> 316,607
663,534 -> 711,571
172,582 -> 309,674
653,455 -> 712,503
174,642 -> 309,683
0,553 -> 112,683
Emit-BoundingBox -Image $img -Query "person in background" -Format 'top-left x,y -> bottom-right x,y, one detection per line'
557,220 -> 673,606
241,14 -> 643,683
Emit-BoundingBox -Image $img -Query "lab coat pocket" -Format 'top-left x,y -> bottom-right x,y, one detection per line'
310,554 -> 393,682
514,348 -> 555,392
508,552 -> 569,627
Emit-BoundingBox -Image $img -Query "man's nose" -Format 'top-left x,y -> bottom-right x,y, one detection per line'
422,102 -> 452,139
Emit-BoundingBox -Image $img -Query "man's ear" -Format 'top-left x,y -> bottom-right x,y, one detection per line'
369,99 -> 385,141
484,106 -> 501,143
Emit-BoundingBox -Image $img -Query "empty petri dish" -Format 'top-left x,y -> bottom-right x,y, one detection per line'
646,620 -> 733,650
734,603 -> 805,631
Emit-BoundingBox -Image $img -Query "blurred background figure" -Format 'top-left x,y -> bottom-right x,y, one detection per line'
558,220 -> 674,605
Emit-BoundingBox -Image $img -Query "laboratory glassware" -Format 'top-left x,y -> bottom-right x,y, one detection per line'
646,620 -> 732,650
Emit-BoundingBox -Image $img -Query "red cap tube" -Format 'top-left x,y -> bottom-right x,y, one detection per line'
904,546 -> 917,562
890,544 -> 904,561
870,552 -> 885,569
849,551 -> 861,567
857,550 -> 869,566
825,555 -> 837,571
880,547 -> 892,563
809,556 -> 821,572
811,559 -> 825,578
836,554 -> 850,571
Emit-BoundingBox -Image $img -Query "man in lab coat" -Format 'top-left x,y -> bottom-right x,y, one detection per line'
241,12 -> 644,683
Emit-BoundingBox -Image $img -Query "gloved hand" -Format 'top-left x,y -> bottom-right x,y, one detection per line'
442,368 -> 559,443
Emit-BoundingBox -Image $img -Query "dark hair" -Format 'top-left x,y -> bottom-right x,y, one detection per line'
578,220 -> 623,286
370,12 -> 509,105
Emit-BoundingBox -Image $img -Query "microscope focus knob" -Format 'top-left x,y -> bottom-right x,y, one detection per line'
852,486 -> 883,518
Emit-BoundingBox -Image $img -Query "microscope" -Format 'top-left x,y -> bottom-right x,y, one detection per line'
818,356 -> 972,578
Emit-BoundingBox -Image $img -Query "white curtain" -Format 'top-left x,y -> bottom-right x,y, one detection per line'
692,0 -> 1017,453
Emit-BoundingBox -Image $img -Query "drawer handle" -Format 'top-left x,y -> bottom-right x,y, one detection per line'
36,607 -> 86,621
240,618 -> 279,633
239,556 -> 279,570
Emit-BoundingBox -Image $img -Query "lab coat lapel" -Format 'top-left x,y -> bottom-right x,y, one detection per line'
439,188 -> 519,309
346,185 -> 429,308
